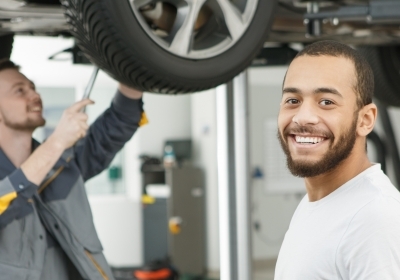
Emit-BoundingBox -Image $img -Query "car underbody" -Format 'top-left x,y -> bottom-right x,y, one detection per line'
1,0 -> 400,101
2,0 -> 400,46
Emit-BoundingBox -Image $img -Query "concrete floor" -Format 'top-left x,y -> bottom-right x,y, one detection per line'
254,269 -> 275,280
112,259 -> 277,280
253,259 -> 276,280
206,259 -> 276,280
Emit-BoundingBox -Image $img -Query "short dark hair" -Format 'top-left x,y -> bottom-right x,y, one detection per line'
294,40 -> 374,109
0,59 -> 20,73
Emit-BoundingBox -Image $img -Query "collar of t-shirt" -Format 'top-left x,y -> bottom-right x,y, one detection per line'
305,163 -> 381,210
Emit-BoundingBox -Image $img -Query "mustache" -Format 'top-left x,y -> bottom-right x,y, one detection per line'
29,100 -> 43,107
282,124 -> 333,139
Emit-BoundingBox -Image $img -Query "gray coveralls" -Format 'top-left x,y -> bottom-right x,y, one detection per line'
0,91 -> 143,280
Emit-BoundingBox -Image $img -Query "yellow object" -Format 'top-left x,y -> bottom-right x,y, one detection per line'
139,112 -> 149,127
142,194 -> 155,204
169,217 -> 182,235
0,191 -> 17,215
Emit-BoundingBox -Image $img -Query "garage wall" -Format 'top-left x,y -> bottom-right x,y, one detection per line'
248,68 -> 304,259
190,89 -> 220,271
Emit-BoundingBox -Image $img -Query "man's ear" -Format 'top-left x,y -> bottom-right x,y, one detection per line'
357,103 -> 378,137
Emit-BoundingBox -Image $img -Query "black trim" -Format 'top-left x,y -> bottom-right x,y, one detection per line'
367,130 -> 386,174
376,101 -> 400,190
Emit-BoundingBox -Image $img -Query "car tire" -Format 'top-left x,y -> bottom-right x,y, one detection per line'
358,46 -> 400,107
61,0 -> 277,94
0,34 -> 14,60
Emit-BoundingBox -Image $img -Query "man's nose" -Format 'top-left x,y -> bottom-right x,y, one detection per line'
29,90 -> 41,101
292,102 -> 319,126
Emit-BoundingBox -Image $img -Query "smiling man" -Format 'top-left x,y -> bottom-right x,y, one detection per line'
275,41 -> 400,279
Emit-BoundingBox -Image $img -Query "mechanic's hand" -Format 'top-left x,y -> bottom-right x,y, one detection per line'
49,99 -> 94,150
118,83 -> 143,99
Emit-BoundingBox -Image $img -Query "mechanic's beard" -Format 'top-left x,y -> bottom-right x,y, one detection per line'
278,117 -> 358,178
3,117 -> 46,131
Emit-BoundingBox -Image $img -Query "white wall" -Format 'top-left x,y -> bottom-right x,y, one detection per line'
137,94 -> 192,156
248,68 -> 305,259
11,36 -> 117,88
190,89 -> 220,270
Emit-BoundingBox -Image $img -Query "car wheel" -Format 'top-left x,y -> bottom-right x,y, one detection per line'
61,0 -> 277,94
358,46 -> 400,107
0,34 -> 14,60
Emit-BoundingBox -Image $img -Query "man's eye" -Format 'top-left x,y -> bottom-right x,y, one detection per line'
286,98 -> 299,105
320,100 -> 334,106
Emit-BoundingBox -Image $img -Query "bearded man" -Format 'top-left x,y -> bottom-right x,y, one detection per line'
275,40 -> 400,279
0,59 -> 145,280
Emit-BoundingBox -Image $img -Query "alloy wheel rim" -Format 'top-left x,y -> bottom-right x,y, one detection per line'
130,0 -> 259,59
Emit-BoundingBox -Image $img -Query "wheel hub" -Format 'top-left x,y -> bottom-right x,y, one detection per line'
130,0 -> 259,59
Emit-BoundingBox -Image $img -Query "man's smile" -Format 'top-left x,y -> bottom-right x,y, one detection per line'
294,135 -> 326,144
28,106 -> 42,112
28,101 -> 43,113
288,134 -> 330,153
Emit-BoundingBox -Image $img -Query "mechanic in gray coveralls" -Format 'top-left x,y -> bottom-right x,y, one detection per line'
0,59 -> 147,280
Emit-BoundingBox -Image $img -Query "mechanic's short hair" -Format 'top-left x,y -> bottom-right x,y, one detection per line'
0,59 -> 20,73
295,40 -> 374,109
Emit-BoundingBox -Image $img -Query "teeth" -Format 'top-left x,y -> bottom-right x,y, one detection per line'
30,107 -> 42,112
295,136 -> 324,144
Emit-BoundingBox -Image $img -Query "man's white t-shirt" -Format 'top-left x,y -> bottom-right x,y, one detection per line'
275,164 -> 400,280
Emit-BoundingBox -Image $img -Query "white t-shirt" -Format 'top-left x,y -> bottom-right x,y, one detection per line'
275,164 -> 400,280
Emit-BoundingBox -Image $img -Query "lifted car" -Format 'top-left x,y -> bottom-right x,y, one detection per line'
1,0 -> 400,106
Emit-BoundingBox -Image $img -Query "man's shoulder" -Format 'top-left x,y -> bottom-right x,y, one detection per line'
336,194 -> 400,278
362,167 -> 400,204
346,188 -> 400,233
339,167 -> 400,230
349,165 -> 399,202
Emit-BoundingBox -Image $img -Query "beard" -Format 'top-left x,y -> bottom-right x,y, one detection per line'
278,115 -> 358,178
3,116 -> 46,131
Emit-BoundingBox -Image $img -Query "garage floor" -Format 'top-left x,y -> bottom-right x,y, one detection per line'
254,268 -> 275,280
205,259 -> 276,280
253,259 -> 276,280
113,259 -> 276,279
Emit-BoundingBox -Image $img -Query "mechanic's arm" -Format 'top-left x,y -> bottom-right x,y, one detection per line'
74,84 -> 145,181
21,99 -> 94,184
0,99 -> 93,229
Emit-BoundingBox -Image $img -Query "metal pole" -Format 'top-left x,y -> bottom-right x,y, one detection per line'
233,71 -> 252,280
216,82 -> 237,280
216,70 -> 252,280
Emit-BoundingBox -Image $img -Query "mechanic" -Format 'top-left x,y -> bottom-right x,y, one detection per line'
275,40 -> 400,279
0,59 -> 146,280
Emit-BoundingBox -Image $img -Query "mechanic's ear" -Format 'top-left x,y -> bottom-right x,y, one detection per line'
357,103 -> 377,137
